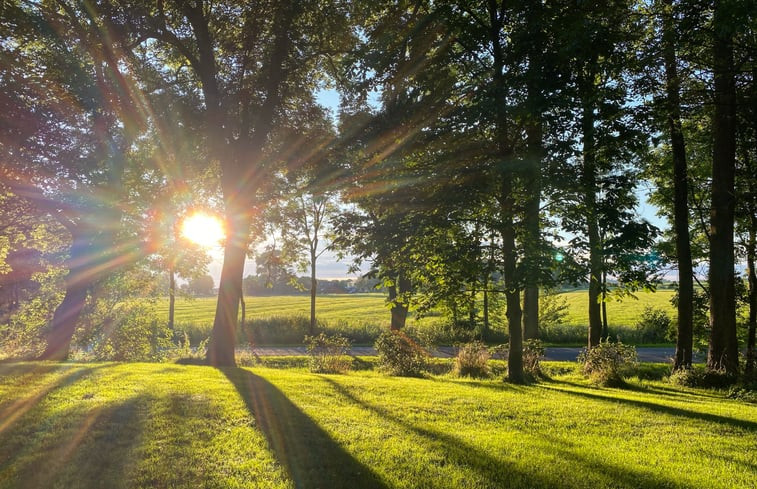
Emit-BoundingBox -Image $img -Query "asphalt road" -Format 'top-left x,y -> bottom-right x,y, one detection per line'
247,346 -> 702,363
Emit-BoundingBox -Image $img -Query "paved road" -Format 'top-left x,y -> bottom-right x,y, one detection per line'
247,346 -> 702,363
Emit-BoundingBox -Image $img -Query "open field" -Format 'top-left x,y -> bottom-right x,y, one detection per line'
0,361 -> 754,489
156,290 -> 677,345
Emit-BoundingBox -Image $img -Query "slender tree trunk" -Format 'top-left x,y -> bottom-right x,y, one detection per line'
522,29 -> 543,341
601,269 -> 609,339
500,172 -> 523,384
581,75 -> 602,348
310,249 -> 317,335
168,266 -> 175,331
662,0 -> 694,370
482,284 -> 490,340
707,0 -> 738,375
207,209 -> 251,366
239,292 -> 246,329
746,224 -> 756,376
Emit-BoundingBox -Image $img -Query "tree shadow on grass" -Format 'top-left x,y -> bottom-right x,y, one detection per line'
543,379 -> 757,432
0,395 -> 146,489
219,367 -> 388,489
321,377 -> 688,489
0,363 -> 108,436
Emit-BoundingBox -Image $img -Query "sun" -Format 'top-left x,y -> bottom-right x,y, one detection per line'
180,212 -> 225,248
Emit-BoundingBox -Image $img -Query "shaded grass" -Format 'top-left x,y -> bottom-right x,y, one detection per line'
2,361 -> 755,488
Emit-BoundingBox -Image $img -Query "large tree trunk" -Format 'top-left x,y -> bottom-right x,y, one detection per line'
206,209 -> 251,366
707,0 -> 738,375
662,0 -> 694,370
39,225 -> 94,360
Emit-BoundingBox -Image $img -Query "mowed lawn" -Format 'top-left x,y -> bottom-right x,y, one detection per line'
157,290 -> 677,329
1,362 -> 755,489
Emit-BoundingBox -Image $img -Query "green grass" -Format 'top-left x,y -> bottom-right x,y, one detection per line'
1,361 -> 755,488
157,290 -> 677,345
557,290 -> 676,327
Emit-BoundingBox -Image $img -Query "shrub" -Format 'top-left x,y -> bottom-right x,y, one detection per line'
523,339 -> 545,376
668,366 -> 702,387
453,341 -> 490,378
374,330 -> 428,377
635,306 -> 674,343
578,339 -> 638,386
90,301 -> 172,362
304,333 -> 352,374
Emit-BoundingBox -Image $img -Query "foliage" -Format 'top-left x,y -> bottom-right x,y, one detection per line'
453,341 -> 490,378
578,340 -> 638,387
304,333 -> 352,374
374,330 -> 428,377
523,339 -> 545,377
88,301 -> 172,362
538,292 -> 570,330
635,306 -> 674,344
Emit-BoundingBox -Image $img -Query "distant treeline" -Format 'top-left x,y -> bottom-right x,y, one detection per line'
242,274 -> 383,296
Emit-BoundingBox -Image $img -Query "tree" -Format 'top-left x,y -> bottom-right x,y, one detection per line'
707,0 -> 739,375
1,2 -> 151,360
184,274 -> 215,297
658,0 -> 695,370
127,0 -> 353,366
278,186 -> 338,334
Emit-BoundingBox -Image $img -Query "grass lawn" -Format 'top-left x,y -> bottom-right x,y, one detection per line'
1,361 -> 755,489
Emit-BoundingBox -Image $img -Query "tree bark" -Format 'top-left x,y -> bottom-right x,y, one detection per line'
207,209 -> 251,366
707,0 -> 738,375
522,3 -> 544,342
661,0 -> 694,370
388,272 -> 410,331
746,223 -> 756,375
581,71 -> 602,348
601,269 -> 609,339
39,226 -> 92,360
500,171 -> 523,383
168,266 -> 175,331
310,248 -> 317,335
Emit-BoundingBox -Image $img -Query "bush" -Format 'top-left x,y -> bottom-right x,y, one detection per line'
453,341 -> 490,378
523,339 -> 545,376
374,330 -> 428,377
90,301 -> 172,362
635,306 -> 674,343
578,339 -> 638,386
304,333 -> 352,373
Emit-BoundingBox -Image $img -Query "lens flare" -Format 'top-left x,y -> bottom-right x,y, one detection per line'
180,213 -> 225,248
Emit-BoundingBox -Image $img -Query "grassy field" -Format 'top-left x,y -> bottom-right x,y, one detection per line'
0,361 -> 754,489
156,290 -> 677,345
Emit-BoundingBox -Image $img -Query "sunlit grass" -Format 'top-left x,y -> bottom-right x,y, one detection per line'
1,361 -> 755,489
156,291 -> 678,344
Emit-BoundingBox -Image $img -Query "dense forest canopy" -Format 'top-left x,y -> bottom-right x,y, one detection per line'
0,0 -> 755,382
